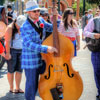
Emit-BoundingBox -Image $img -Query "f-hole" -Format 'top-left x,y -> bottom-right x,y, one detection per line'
63,63 -> 74,78
44,64 -> 53,80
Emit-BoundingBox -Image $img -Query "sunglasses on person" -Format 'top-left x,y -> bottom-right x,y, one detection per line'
42,14 -> 48,17
33,10 -> 40,13
68,12 -> 74,15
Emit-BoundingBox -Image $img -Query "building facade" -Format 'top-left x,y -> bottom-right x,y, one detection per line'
23,0 -> 75,15
38,0 -> 75,14
4,0 -> 76,15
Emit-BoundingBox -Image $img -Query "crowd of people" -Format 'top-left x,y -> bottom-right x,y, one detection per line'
0,0 -> 100,100
81,8 -> 100,40
81,8 -> 100,100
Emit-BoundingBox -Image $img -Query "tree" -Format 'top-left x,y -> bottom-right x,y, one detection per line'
9,0 -> 16,2
0,0 -> 5,5
0,0 -> 16,5
72,0 -> 92,16
87,0 -> 100,5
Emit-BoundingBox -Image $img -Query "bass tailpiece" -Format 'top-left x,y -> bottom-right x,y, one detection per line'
50,83 -> 63,100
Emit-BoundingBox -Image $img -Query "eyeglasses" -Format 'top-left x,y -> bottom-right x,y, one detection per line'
33,10 -> 40,13
42,14 -> 48,17
69,12 -> 74,15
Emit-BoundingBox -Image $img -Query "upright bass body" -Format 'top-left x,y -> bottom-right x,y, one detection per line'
38,33 -> 83,100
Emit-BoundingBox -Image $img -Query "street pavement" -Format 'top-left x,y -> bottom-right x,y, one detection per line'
0,29 -> 97,100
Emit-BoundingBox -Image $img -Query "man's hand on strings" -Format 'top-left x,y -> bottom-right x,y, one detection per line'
47,46 -> 58,53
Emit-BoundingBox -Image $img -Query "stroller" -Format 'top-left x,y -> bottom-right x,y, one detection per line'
0,6 -> 7,69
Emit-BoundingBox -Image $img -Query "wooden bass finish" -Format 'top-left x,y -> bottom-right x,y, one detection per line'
38,0 -> 83,100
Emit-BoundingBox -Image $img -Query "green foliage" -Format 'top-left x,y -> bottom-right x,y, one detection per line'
0,0 -> 16,5
10,0 -> 15,1
87,0 -> 100,5
72,0 -> 93,16
0,0 -> 5,5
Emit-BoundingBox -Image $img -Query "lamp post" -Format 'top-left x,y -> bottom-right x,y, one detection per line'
83,0 -> 85,15
58,0 -> 60,14
76,0 -> 80,21
37,0 -> 39,3
16,0 -> 19,12
21,0 -> 24,14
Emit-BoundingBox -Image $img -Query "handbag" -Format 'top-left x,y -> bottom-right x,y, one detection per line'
85,18 -> 100,52
85,37 -> 100,52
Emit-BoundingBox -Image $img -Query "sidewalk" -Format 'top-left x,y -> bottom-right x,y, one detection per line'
0,29 -> 97,100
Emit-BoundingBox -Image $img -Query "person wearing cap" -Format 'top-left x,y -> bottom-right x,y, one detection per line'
40,8 -> 52,39
40,8 -> 51,23
7,4 -> 17,24
20,1 -> 58,100
5,15 -> 26,93
88,9 -> 93,21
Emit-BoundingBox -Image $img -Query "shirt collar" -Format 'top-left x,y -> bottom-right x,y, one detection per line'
28,16 -> 39,23
28,16 -> 39,27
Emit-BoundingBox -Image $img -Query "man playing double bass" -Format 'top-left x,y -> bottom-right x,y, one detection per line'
20,1 -> 58,100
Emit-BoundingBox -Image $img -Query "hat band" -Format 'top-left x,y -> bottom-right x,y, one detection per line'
26,5 -> 39,11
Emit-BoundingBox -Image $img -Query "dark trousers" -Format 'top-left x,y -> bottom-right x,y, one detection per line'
24,68 -> 39,100
91,52 -> 100,95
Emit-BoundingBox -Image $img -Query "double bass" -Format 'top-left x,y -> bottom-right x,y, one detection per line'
38,0 -> 83,100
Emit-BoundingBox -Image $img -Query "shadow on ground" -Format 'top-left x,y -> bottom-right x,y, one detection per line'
0,92 -> 25,100
0,68 -> 7,78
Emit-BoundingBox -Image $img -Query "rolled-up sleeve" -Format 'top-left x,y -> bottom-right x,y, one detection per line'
83,18 -> 95,39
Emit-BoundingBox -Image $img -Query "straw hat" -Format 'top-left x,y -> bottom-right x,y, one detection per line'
24,0 -> 41,12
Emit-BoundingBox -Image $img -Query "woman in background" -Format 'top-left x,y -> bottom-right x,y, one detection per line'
5,15 -> 26,93
58,8 -> 80,56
